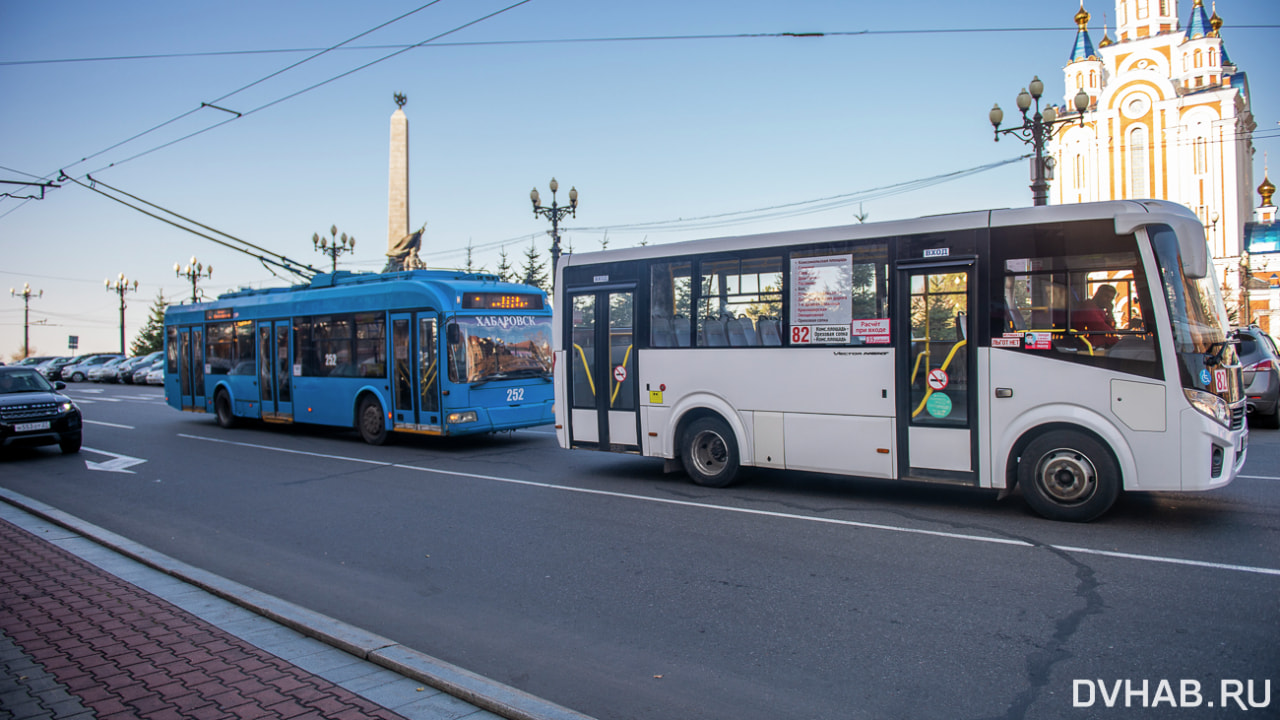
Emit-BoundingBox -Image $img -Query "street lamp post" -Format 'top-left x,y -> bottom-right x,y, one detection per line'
530,178 -> 579,283
175,257 -> 213,303
313,225 -> 355,274
9,282 -> 43,358
105,273 -> 138,355
990,76 -> 1090,206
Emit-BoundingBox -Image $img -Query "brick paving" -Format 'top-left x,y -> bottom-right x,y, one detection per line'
0,518 -> 408,720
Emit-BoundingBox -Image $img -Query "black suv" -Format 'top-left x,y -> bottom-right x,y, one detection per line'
1236,325 -> 1280,429
0,366 -> 83,454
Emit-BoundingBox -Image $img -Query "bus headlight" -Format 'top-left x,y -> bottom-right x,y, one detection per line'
447,411 -> 478,424
1184,388 -> 1230,427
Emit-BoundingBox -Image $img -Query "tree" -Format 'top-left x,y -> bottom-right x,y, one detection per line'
520,239 -> 549,291
131,290 -> 169,355
496,247 -> 515,283
463,238 -> 482,274
9,345 -> 38,362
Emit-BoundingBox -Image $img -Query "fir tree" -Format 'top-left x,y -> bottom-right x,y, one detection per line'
520,239 -> 548,291
496,247 -> 515,283
131,291 -> 168,355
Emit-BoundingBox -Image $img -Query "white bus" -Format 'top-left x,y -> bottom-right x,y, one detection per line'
552,200 -> 1248,521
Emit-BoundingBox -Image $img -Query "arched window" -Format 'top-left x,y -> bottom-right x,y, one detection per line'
1076,72 -> 1084,90
1194,137 -> 1208,175
1089,69 -> 1097,88
1129,126 -> 1149,198
1074,154 -> 1085,190
1209,48 -> 1217,66
1194,49 -> 1203,68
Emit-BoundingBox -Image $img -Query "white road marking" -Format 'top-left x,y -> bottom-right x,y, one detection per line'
1238,474 -> 1280,481
177,433 -> 1280,577
84,420 -> 134,429
82,447 -> 147,474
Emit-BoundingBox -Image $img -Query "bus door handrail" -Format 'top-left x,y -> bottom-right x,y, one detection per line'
610,344 -> 633,407
573,343 -> 597,398
911,338 -> 966,418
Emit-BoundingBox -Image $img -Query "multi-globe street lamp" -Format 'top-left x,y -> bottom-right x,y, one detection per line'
530,178 -> 578,282
990,76 -> 1090,206
10,282 -> 43,359
313,226 -> 355,274
175,256 -> 213,303
105,273 -> 139,355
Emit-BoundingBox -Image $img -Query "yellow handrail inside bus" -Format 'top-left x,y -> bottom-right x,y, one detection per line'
911,338 -> 967,418
610,344 -> 633,407
573,343 -> 596,397
910,345 -> 930,385
421,359 -> 437,395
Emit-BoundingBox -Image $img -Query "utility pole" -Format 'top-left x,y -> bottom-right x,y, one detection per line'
9,282 -> 43,358
105,273 -> 138,355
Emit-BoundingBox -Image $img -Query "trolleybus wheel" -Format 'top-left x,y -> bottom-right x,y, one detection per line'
1018,429 -> 1119,522
358,396 -> 388,446
681,416 -> 740,488
214,389 -> 238,429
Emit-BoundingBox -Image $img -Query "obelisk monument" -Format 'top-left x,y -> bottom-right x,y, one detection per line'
387,93 -> 409,253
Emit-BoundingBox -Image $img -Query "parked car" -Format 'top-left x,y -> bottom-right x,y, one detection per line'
12,355 -> 56,367
1236,325 -> 1280,429
37,356 -> 77,381
119,351 -> 163,384
63,354 -> 121,382
89,356 -> 127,383
134,358 -> 164,385
0,366 -> 82,454
145,363 -> 165,385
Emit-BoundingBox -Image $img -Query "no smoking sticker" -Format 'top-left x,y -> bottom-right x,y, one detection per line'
927,369 -> 949,391
613,365 -> 628,383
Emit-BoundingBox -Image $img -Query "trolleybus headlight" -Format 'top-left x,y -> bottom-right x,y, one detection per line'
1184,388 -> 1231,427
447,411 -> 478,424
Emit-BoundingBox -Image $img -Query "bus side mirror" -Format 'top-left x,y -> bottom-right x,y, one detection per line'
447,323 -> 461,345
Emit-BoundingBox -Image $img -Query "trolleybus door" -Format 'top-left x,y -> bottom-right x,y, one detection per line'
896,262 -> 977,483
176,326 -> 205,410
391,312 -> 441,431
567,288 -> 639,451
257,320 -> 292,421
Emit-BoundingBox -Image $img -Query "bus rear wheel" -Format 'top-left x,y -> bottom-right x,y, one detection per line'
358,397 -> 388,446
215,390 -> 238,429
681,416 -> 740,488
1018,430 -> 1119,522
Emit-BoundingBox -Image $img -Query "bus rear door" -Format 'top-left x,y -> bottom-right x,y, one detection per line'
896,262 -> 977,484
391,312 -> 442,432
174,326 -> 205,411
566,288 -> 639,451
257,320 -> 292,421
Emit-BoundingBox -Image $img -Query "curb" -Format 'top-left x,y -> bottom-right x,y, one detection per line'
0,487 -> 595,720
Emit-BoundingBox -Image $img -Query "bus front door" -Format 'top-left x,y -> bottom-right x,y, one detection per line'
567,289 -> 639,451
391,313 -> 441,432
176,326 -> 205,410
896,263 -> 977,483
257,321 -> 293,422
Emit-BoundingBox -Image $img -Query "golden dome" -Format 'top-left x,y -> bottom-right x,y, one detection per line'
1261,174 -> 1276,207
1210,3 -> 1223,36
1075,3 -> 1091,31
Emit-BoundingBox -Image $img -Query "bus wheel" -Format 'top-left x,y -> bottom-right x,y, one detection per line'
681,416 -> 740,488
215,390 -> 238,429
358,397 -> 388,446
1018,430 -> 1119,522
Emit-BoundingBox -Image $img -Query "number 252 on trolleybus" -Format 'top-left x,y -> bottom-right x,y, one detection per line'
552,200 -> 1248,521
164,270 -> 554,444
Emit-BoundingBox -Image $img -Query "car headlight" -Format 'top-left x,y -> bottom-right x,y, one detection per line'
1184,388 -> 1231,427
447,411 -> 478,424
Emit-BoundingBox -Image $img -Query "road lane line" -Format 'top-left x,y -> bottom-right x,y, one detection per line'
84,420 -> 135,429
1238,474 -> 1280,481
178,433 -> 1280,577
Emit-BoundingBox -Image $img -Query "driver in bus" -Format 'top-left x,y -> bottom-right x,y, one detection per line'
1072,284 -> 1119,348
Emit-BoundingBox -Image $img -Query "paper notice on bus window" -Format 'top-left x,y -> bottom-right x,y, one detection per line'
852,318 -> 890,344
791,255 -> 853,329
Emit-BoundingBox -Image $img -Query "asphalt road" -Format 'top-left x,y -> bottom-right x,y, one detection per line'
3,382 -> 1278,720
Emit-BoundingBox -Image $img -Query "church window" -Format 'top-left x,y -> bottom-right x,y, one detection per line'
1194,49 -> 1203,68
1074,155 -> 1085,190
1089,70 -> 1097,88
1137,0 -> 1148,20
1195,137 -> 1208,174
1209,49 -> 1217,66
1129,126 -> 1150,198
1076,72 -> 1084,90
1160,0 -> 1168,15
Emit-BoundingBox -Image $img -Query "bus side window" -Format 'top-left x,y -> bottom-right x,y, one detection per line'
650,262 -> 692,348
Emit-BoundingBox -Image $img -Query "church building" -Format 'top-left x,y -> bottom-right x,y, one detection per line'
1046,1 -> 1276,331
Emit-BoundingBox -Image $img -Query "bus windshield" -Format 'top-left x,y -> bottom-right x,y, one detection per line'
449,315 -> 553,384
1149,224 -> 1231,354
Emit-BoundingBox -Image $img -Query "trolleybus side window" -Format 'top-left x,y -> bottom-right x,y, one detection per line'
989,220 -> 1160,379
206,320 -> 257,375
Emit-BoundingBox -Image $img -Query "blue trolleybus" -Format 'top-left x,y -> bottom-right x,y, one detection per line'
164,270 -> 554,444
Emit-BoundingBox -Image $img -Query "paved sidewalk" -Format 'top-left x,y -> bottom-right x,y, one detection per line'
0,491 -> 593,720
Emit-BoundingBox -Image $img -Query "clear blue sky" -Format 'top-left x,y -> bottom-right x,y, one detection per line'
2,0 -> 1276,357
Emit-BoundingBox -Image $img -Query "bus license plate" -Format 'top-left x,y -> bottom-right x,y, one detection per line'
15,421 -> 50,433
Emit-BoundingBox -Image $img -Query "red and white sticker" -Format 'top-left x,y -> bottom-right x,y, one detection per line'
927,369 -> 949,390
1214,368 -> 1228,393
1025,333 -> 1052,350
613,365 -> 628,383
991,337 -> 1020,348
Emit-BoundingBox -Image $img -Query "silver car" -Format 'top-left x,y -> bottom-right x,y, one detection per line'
1237,326 -> 1280,429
